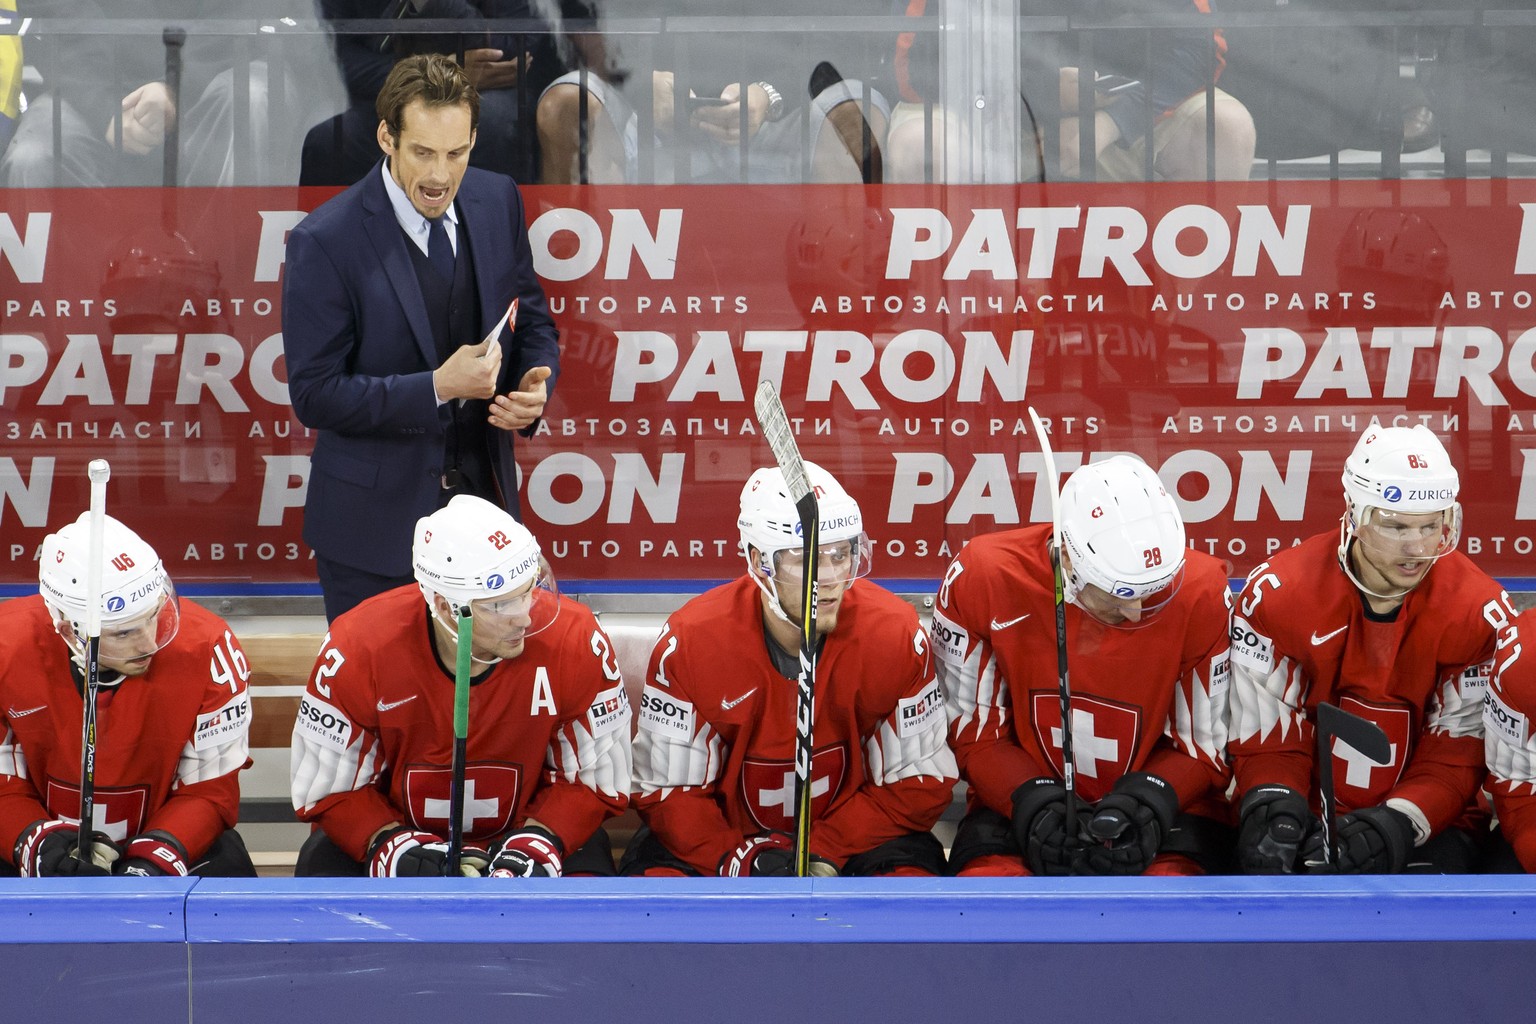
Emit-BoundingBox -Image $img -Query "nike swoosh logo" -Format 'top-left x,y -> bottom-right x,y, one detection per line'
376,695 -> 419,712
8,705 -> 47,719
1310,626 -> 1348,646
990,614 -> 1032,631
721,689 -> 758,711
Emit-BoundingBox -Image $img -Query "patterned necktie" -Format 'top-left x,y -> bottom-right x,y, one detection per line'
427,216 -> 454,281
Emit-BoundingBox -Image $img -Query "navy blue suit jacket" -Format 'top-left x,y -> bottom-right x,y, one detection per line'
282,161 -> 560,576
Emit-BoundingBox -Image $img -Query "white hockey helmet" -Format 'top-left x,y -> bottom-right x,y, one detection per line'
412,495 -> 559,639
1058,455 -> 1186,626
1338,425 -> 1461,593
38,512 -> 179,660
1342,425 -> 1460,523
738,462 -> 872,609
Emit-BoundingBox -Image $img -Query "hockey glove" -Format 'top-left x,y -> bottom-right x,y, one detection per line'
117,831 -> 190,877
1302,804 -> 1416,874
1084,772 -> 1179,876
489,826 -> 565,878
15,819 -> 119,877
720,833 -> 839,877
367,827 -> 484,877
1010,777 -> 1091,876
1237,784 -> 1318,875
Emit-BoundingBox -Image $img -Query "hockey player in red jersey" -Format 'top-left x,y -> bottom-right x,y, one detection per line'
290,495 -> 632,877
626,463 -> 957,877
1484,608 -> 1536,872
1230,425 -> 1517,874
934,455 -> 1233,876
0,514 -> 256,877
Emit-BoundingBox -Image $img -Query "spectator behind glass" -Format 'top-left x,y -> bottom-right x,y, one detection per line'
301,0 -> 563,185
2,1 -> 342,187
535,0 -> 892,184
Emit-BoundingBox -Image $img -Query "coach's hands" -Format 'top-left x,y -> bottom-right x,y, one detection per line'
489,366 -> 551,431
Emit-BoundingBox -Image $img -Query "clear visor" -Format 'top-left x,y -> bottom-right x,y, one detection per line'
768,534 -> 873,588
1356,505 -> 1461,560
434,561 -> 561,656
1068,562 -> 1185,630
64,583 -> 181,662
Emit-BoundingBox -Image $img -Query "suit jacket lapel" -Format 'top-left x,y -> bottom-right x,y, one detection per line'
458,179 -> 504,357
361,164 -> 439,370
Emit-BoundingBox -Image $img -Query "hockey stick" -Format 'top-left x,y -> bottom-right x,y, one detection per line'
1314,701 -> 1391,868
444,608 -> 473,875
1027,407 -> 1077,828
753,380 -> 818,878
77,459 -> 111,861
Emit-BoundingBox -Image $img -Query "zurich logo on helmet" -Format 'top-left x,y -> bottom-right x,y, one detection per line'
1383,486 -> 1403,502
1114,585 -> 1136,598
486,573 -> 506,591
107,596 -> 126,613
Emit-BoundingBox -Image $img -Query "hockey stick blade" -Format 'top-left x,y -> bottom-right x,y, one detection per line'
754,381 -> 812,502
1314,701 -> 1390,868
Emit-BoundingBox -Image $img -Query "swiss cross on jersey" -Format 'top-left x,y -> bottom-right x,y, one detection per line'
1029,692 -> 1142,802
740,746 -> 848,833
1323,696 -> 1411,808
401,762 -> 523,839
44,779 -> 149,843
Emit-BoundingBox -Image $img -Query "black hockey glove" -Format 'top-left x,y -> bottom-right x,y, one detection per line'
117,831 -> 190,877
720,833 -> 839,877
1301,804 -> 1416,874
1010,777 -> 1091,876
488,826 -> 564,878
367,827 -> 484,877
1084,772 -> 1179,876
15,819 -> 119,877
1237,784 -> 1318,875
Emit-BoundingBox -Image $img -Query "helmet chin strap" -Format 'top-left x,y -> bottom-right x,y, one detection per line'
429,600 -> 503,668
1336,513 -> 1432,603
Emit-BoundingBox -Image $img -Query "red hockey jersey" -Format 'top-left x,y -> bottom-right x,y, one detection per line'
0,595 -> 251,862
933,524 -> 1232,817
1229,532 -> 1514,840
291,586 -> 631,860
1481,607 -> 1536,869
631,576 -> 957,873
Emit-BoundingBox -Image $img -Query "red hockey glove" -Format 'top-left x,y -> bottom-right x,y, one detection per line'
367,827 -> 483,877
117,831 -> 190,876
15,819 -> 120,877
488,826 -> 564,878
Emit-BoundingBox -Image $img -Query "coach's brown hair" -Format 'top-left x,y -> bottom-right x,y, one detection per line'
376,53 -> 480,141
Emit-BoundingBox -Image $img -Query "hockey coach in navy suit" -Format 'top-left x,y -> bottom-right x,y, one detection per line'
283,53 -> 560,622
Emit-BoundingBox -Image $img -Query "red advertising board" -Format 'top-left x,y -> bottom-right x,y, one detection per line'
3,181 -> 1535,589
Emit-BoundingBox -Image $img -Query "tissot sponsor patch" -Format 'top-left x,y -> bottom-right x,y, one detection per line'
1228,616 -> 1273,675
1208,648 -> 1231,700
1484,687 -> 1530,749
194,691 -> 251,750
296,694 -> 352,750
588,683 -> 631,737
638,685 -> 693,741
1459,660 -> 1493,702
928,609 -> 969,664
897,681 -> 946,738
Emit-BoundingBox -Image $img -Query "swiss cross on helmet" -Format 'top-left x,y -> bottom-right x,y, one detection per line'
1058,456 -> 1186,625
38,512 -> 179,661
